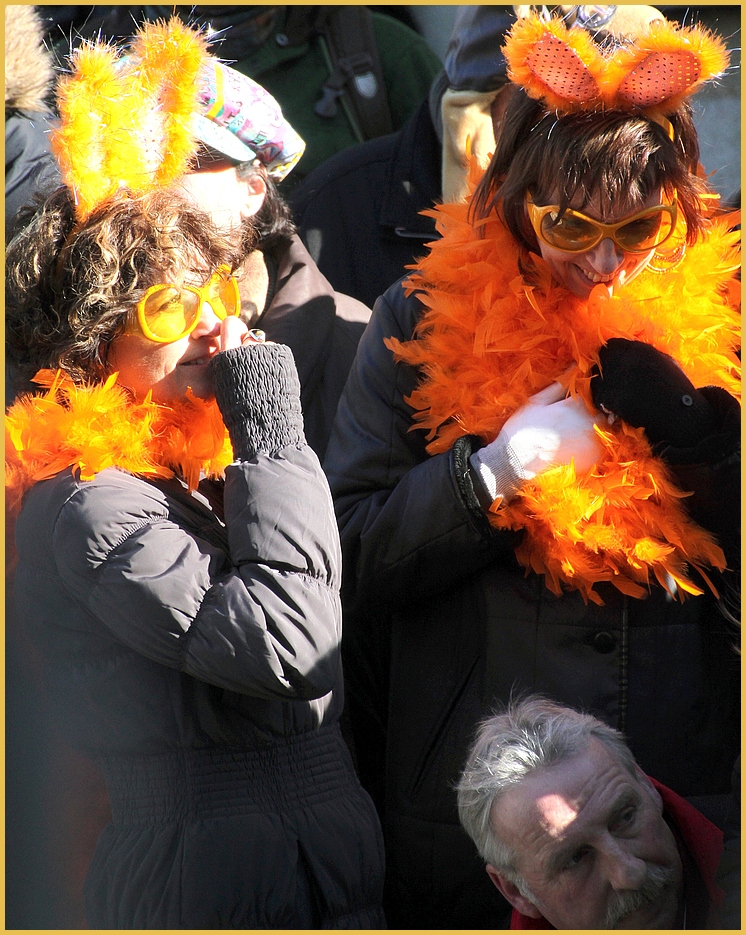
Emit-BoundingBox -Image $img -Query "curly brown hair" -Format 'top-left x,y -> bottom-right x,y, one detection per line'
471,90 -> 709,255
6,187 -> 249,389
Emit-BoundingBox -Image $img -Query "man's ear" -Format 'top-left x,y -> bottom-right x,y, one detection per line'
485,864 -> 544,919
244,169 -> 267,218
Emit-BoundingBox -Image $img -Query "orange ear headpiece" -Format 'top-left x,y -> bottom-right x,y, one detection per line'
50,18 -> 208,222
503,14 -> 729,121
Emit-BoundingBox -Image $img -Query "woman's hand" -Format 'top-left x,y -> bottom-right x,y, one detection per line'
470,382 -> 605,508
219,316 -> 268,351
500,382 -> 605,479
591,338 -> 721,451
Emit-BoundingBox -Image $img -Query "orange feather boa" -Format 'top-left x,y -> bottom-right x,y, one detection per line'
387,179 -> 740,605
5,369 -> 233,515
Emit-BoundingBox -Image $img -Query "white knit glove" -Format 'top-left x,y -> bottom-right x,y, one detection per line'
469,382 -> 605,506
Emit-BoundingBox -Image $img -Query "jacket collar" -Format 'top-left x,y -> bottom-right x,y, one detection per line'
259,234 -> 337,402
379,98 -> 441,238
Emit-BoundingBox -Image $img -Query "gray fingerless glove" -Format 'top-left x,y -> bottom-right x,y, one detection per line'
209,344 -> 305,459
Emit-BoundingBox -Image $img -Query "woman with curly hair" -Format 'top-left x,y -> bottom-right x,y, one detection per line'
323,13 -> 740,929
5,20 -> 384,931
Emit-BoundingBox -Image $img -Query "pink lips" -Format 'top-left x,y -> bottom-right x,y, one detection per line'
180,344 -> 220,367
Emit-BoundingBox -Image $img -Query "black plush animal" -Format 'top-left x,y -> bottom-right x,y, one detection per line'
591,338 -> 721,451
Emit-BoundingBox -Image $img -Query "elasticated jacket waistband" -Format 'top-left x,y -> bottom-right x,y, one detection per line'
99,725 -> 356,824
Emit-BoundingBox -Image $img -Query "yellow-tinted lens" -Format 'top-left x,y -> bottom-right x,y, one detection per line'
540,211 -> 600,251
207,271 -> 240,320
614,209 -> 673,251
142,286 -> 200,341
136,268 -> 241,342
535,203 -> 676,254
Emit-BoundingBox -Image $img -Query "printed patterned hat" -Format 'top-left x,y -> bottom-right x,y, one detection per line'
193,57 -> 305,181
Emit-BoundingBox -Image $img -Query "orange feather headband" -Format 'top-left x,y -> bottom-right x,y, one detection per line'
50,18 -> 208,222
502,13 -> 729,121
386,164 -> 740,605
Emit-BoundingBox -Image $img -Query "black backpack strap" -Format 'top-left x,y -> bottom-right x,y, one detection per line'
314,5 -> 394,142
281,5 -> 324,46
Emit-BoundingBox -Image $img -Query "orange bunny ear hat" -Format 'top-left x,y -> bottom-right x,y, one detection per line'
50,18 -> 208,222
503,13 -> 729,120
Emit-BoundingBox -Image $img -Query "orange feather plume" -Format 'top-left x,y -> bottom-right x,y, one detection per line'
5,369 -> 233,516
388,163 -> 740,603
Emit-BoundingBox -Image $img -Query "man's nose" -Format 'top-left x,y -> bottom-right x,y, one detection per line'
190,301 -> 222,338
604,844 -> 648,892
587,237 -> 625,275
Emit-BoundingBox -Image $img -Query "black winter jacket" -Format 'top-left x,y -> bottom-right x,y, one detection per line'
13,345 -> 385,929
5,109 -> 60,235
324,281 -> 740,930
261,234 -> 371,459
5,4 -> 60,236
291,98 -> 441,310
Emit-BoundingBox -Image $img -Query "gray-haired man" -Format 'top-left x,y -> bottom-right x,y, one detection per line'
458,696 -> 726,929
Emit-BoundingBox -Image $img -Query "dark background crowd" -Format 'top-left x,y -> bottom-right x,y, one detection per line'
5,4 -> 740,930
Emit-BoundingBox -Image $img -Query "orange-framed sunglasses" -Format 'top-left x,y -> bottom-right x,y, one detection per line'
525,196 -> 678,255
129,265 -> 241,343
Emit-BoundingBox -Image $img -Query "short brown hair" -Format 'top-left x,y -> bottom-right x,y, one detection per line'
6,187 -> 247,388
472,89 -> 708,253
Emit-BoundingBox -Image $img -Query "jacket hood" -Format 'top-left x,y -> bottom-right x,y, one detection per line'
5,5 -> 55,111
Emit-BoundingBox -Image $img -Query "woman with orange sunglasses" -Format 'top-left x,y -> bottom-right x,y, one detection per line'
323,12 -> 740,929
5,23 -> 385,932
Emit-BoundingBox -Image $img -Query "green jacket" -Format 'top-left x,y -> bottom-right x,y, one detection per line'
235,9 -> 441,187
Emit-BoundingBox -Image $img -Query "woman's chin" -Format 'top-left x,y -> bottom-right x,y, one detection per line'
147,366 -> 215,404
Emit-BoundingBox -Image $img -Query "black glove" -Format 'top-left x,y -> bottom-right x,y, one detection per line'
591,338 -> 721,450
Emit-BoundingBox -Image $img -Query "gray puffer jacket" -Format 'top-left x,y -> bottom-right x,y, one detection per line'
13,344 -> 385,929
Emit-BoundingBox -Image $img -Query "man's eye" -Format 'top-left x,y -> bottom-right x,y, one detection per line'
614,806 -> 639,831
567,847 -> 590,867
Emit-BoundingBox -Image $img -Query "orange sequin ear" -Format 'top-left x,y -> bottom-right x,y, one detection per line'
617,50 -> 700,107
503,14 -> 605,113
609,18 -> 730,116
526,34 -> 601,104
503,13 -> 729,118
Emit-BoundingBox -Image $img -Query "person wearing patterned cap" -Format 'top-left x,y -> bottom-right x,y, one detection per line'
173,55 -> 374,460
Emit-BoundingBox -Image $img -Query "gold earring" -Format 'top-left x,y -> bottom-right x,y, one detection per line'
647,241 -> 686,273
